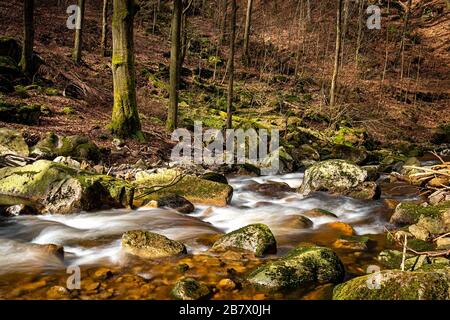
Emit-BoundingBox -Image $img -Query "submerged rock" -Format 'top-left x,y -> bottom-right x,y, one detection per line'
121,230 -> 187,259
298,160 -> 380,200
333,269 -> 450,300
332,235 -> 373,251
0,128 -> 29,157
243,181 -> 294,198
302,208 -> 338,218
0,160 -> 134,214
31,132 -> 101,162
211,224 -> 277,257
143,194 -> 195,214
134,169 -> 233,207
171,278 -> 210,300
247,246 -> 345,291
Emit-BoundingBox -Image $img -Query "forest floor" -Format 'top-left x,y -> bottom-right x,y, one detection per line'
0,0 -> 449,165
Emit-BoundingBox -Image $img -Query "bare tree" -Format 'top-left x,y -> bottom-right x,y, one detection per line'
101,0 -> 110,57
20,0 -> 34,75
330,0 -> 343,108
167,0 -> 182,131
110,0 -> 143,139
73,0 -> 86,64
243,0 -> 253,63
226,0 -> 237,129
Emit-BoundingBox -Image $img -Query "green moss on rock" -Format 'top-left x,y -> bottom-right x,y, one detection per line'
31,132 -> 101,162
171,278 -> 210,300
121,230 -> 187,259
333,270 -> 450,300
0,160 -> 134,214
134,169 -> 233,207
390,201 -> 450,226
0,128 -> 29,157
211,224 -> 277,257
247,246 -> 345,291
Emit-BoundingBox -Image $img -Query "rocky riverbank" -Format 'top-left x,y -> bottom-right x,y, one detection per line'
0,128 -> 449,300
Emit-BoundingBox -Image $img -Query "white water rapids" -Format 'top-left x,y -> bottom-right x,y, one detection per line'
0,172 -> 418,275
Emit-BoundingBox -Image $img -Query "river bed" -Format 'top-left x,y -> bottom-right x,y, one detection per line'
0,171 -> 421,299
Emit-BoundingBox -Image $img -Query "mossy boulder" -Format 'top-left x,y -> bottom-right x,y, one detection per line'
211,224 -> 277,257
247,246 -> 345,291
0,128 -> 29,157
121,230 -> 187,259
298,160 -> 380,200
327,145 -> 368,165
0,160 -> 134,214
171,278 -> 210,300
333,270 -> 450,300
259,146 -> 295,174
390,201 -> 450,226
134,169 -> 233,207
0,101 -> 41,125
31,132 -> 101,162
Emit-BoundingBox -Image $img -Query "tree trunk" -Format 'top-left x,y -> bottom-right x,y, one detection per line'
20,0 -> 34,75
226,0 -> 237,129
73,0 -> 86,64
330,0 -> 343,108
339,0 -> 349,69
400,0 -> 412,80
167,0 -> 182,131
355,0 -> 365,68
220,0 -> 228,45
101,0 -> 110,57
110,0 -> 142,139
243,0 -> 253,62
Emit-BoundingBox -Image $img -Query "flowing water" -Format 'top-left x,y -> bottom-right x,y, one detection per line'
0,171 -> 421,299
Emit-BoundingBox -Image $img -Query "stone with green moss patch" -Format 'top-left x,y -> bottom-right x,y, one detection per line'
0,101 -> 41,125
298,160 -> 379,200
121,230 -> 186,259
390,201 -> 450,226
134,169 -> 233,207
333,270 -> 450,300
171,278 -> 210,300
0,128 -> 29,157
0,160 -> 134,214
31,132 -> 101,162
247,246 -> 345,291
211,224 -> 276,257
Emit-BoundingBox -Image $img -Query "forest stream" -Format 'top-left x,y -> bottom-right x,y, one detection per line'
0,167 -> 424,300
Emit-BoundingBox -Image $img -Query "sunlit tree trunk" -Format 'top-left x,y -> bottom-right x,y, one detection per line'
226,0 -> 237,129
20,0 -> 34,75
243,0 -> 253,62
167,0 -> 182,131
330,0 -> 343,108
73,0 -> 86,64
110,0 -> 142,139
101,0 -> 109,57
